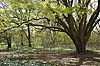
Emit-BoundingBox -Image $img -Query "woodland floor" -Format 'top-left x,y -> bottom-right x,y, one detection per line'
0,50 -> 100,66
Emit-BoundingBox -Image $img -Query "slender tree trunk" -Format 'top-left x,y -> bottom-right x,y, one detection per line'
27,24 -> 31,47
6,36 -> 12,48
5,32 -> 12,49
20,33 -> 24,46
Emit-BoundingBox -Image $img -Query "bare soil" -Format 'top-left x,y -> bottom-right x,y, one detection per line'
0,50 -> 100,66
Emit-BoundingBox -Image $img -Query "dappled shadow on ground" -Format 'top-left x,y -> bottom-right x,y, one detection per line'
0,50 -> 100,66
58,50 -> 100,66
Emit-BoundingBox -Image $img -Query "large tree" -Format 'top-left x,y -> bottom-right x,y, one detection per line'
30,0 -> 100,54
1,0 -> 100,54
29,0 -> 100,54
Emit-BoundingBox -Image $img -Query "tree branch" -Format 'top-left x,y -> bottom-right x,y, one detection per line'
85,0 -> 91,6
61,0 -> 69,7
78,0 -> 81,3
91,18 -> 100,31
70,0 -> 73,6
28,23 -> 65,32
85,0 -> 100,34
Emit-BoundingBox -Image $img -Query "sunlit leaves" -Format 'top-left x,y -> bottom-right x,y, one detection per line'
42,1 -> 73,14
26,3 -> 33,9
41,1 -> 73,22
10,3 -> 26,10
75,4 -> 92,17
54,6 -> 73,14
0,0 -> 93,31
0,8 -> 5,14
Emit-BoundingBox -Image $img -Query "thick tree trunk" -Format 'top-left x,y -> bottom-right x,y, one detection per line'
75,43 -> 86,54
71,35 -> 90,54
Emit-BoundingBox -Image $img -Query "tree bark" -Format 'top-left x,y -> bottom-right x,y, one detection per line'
6,36 -> 12,48
20,33 -> 24,46
27,24 -> 31,47
75,43 -> 86,54
5,32 -> 12,49
69,33 -> 90,54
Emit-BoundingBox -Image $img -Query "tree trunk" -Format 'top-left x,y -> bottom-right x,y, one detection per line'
5,32 -> 12,49
70,34 -> 90,54
6,36 -> 12,48
27,24 -> 31,47
75,43 -> 86,54
20,33 -> 24,46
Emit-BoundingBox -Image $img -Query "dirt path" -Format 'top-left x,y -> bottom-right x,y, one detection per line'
0,51 -> 100,66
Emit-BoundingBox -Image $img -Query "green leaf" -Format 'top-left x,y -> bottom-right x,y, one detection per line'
53,5 -> 73,14
18,3 -> 26,9
26,3 -> 33,9
0,9 -> 5,14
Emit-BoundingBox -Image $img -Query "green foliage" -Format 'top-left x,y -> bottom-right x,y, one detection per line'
40,0 -> 73,22
87,32 -> 100,50
75,4 -> 92,17
0,9 -> 5,14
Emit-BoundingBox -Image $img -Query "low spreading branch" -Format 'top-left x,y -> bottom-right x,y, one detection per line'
28,23 -> 65,32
